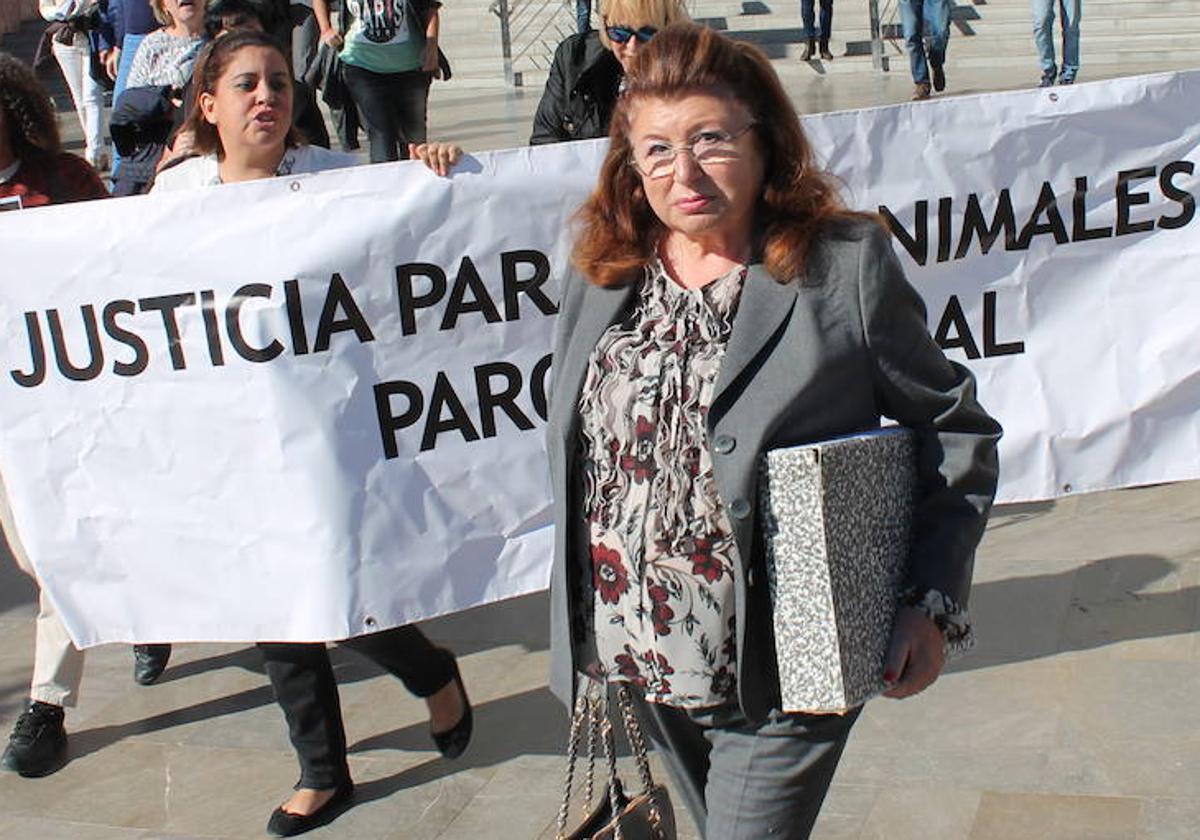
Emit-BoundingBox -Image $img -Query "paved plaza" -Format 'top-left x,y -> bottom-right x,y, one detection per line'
2,481 -> 1198,839
3,8 -> 1200,839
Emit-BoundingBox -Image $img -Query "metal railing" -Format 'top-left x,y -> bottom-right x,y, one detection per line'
488,0 -> 575,86
489,0 -> 907,86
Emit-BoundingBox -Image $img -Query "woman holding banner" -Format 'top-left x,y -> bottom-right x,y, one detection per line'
545,24 -> 1001,838
153,30 -> 466,836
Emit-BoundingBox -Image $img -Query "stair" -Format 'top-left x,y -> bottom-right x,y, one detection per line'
435,0 -> 1200,88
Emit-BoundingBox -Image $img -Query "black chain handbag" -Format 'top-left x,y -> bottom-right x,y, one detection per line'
556,682 -> 676,840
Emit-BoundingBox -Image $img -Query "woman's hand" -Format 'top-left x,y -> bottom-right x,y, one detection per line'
157,130 -> 196,172
319,28 -> 343,51
409,142 -> 463,177
882,606 -> 947,699
422,42 -> 440,75
102,47 -> 120,81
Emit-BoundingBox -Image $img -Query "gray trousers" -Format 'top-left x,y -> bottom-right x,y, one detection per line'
634,696 -> 862,840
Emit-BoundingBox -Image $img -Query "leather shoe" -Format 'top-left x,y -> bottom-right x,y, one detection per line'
932,63 -> 946,92
266,781 -> 355,837
911,82 -> 931,101
133,644 -> 172,685
800,38 -> 815,61
819,39 -> 833,60
431,658 -> 473,760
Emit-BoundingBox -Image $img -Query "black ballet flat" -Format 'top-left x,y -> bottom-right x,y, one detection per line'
266,780 -> 355,837
431,659 -> 473,760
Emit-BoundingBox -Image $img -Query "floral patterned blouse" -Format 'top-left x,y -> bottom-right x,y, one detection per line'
578,259 -> 747,709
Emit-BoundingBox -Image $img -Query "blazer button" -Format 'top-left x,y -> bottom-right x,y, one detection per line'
712,434 -> 736,454
729,498 -> 751,519
747,568 -> 756,587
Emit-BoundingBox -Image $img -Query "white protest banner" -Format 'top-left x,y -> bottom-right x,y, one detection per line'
804,69 -> 1200,501
1,71 -> 1198,646
0,142 -> 604,646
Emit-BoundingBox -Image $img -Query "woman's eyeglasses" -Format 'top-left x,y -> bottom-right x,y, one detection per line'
605,24 -> 658,44
630,123 -> 757,179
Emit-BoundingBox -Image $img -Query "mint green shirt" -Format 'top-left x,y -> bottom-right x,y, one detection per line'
340,0 -> 427,74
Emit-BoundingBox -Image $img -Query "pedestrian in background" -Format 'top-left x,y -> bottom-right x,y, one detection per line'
899,0 -> 950,100
530,0 -> 688,145
1031,0 -> 1080,86
38,0 -> 109,169
312,0 -> 441,163
799,0 -> 832,61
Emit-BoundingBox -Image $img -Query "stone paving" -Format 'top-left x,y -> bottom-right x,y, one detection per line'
1,482 -> 1198,839
3,13 -> 1200,840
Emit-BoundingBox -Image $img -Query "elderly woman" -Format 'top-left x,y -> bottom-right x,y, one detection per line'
125,0 -> 206,88
529,0 -> 687,145
546,24 -> 1001,839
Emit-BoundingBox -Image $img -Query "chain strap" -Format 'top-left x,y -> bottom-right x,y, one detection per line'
557,681 -> 667,840
615,684 -> 665,835
615,684 -> 655,793
584,691 -> 599,809
597,692 -> 624,840
556,690 -> 590,840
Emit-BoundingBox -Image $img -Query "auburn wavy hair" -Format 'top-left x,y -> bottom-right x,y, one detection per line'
180,29 -> 300,158
0,52 -> 61,165
572,23 -> 874,287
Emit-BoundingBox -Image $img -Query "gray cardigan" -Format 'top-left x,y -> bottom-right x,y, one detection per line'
544,219 -> 1003,722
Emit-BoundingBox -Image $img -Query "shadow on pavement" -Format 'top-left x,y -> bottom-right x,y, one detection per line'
953,552 -> 1197,672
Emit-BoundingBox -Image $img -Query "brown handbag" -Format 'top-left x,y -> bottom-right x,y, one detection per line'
556,682 -> 676,840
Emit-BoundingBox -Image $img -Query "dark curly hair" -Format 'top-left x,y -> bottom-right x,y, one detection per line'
0,52 -> 61,164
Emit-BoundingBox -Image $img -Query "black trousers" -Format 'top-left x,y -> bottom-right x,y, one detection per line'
258,625 -> 455,789
341,63 -> 431,164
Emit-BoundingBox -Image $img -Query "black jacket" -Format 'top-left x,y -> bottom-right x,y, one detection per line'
530,31 -> 622,145
110,85 -> 177,196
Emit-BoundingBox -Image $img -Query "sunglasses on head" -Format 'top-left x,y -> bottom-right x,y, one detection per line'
605,24 -> 658,44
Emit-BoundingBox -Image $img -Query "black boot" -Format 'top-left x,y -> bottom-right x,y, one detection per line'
133,644 -> 172,685
801,37 -> 816,61
819,38 -> 833,60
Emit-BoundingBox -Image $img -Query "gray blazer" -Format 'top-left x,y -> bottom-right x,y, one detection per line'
544,219 -> 1002,722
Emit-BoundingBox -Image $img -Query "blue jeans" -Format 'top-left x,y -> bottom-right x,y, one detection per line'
1031,0 -> 1081,81
110,31 -> 146,179
800,0 -> 833,40
575,0 -> 590,33
899,0 -> 950,85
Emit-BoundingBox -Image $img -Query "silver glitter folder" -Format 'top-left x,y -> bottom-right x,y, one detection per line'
757,427 -> 916,713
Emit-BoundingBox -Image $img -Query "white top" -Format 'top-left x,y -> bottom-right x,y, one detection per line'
152,145 -> 357,192
126,30 -> 206,89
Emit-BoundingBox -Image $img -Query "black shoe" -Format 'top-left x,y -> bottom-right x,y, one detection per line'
431,658 -> 473,760
266,781 -> 355,837
133,644 -> 172,685
1,702 -> 67,778
800,38 -> 815,61
1058,72 -> 1075,85
819,39 -> 833,60
932,63 -> 946,92
1039,67 -> 1057,87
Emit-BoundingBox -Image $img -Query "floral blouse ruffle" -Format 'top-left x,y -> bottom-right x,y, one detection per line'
578,260 -> 747,708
